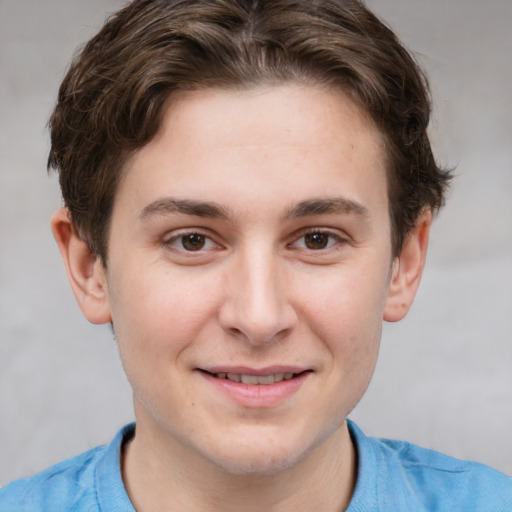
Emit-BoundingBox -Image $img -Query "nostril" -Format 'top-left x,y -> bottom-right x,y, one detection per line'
226,326 -> 243,338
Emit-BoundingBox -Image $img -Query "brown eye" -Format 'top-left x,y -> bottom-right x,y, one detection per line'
304,232 -> 330,249
165,231 -> 220,254
181,233 -> 206,251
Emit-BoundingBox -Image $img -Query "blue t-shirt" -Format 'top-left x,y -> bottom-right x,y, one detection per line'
1,421 -> 511,511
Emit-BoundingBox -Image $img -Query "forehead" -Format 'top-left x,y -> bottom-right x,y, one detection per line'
150,85 -> 383,160
117,84 -> 388,220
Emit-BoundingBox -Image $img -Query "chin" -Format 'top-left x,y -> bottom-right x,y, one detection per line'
203,427 -> 328,476
211,447 -> 303,476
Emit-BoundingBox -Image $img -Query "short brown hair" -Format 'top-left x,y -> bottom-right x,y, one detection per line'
48,0 -> 451,263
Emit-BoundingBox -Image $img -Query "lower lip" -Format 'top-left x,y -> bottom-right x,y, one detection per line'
198,371 -> 310,408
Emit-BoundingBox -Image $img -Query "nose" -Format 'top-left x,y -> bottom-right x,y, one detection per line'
218,246 -> 297,345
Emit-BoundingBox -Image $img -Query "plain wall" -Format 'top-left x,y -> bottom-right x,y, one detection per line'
0,0 -> 511,485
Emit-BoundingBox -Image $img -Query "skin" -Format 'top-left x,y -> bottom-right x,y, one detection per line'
52,85 -> 431,511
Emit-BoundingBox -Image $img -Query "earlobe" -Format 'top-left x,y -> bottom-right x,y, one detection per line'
51,208 -> 112,324
383,209 -> 432,322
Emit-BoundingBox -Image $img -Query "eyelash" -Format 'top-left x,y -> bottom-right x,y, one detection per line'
163,229 -> 221,253
288,228 -> 348,252
162,228 -> 348,254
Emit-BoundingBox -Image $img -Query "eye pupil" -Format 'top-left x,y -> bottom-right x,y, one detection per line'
305,232 -> 329,249
182,233 -> 205,251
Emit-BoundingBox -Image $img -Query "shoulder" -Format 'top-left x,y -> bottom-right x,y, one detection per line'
348,420 -> 512,512
0,446 -> 105,512
379,437 -> 512,510
0,424 -> 135,512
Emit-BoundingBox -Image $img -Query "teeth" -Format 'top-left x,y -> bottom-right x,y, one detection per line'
256,374 -> 275,385
215,372 -> 297,385
241,375 -> 259,385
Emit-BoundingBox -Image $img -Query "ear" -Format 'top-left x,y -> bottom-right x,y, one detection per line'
383,209 -> 432,322
51,208 -> 112,324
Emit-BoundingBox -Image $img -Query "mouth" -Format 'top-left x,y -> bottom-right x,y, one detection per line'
197,367 -> 312,407
200,370 -> 308,385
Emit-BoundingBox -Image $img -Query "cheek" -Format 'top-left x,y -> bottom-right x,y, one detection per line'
305,281 -> 383,418
108,266 -> 221,361
299,262 -> 389,331
296,262 -> 387,374
108,268 -> 223,417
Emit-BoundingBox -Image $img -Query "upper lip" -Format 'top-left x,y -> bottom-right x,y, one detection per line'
197,365 -> 311,376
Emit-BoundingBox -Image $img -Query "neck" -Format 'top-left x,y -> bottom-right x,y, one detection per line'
122,418 -> 357,512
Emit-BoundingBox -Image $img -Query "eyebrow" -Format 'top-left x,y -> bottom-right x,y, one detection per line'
285,197 -> 370,220
139,196 -> 369,222
139,198 -> 231,221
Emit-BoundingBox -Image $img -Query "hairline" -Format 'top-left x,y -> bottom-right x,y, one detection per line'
97,81 -> 397,267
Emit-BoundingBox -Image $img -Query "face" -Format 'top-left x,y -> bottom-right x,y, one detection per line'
99,85 -> 397,474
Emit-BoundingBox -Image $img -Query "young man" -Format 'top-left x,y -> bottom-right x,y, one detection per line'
1,0 -> 510,510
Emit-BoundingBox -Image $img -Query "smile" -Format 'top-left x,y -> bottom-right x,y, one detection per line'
211,372 -> 297,385
197,368 -> 311,407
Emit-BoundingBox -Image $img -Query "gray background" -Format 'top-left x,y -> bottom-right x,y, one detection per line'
0,0 -> 511,486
